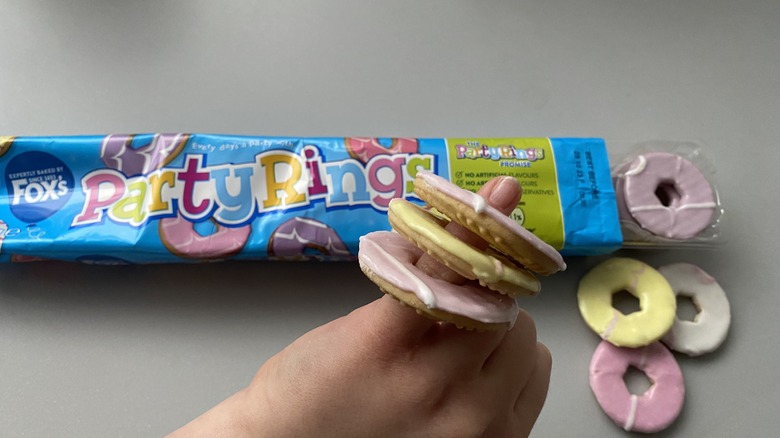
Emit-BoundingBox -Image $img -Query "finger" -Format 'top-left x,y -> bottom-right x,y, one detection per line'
482,308 -> 538,376
415,176 -> 523,283
365,177 -> 524,345
358,294 -> 439,347
514,343 -> 553,437
422,323 -> 510,376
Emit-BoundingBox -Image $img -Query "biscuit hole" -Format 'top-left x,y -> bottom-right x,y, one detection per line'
612,290 -> 640,315
193,219 -> 218,237
676,295 -> 699,322
624,366 -> 653,396
655,181 -> 681,207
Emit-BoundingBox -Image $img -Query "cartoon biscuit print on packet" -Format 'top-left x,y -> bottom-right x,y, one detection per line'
345,137 -> 419,164
159,213 -> 251,260
268,217 -> 351,260
101,133 -> 190,176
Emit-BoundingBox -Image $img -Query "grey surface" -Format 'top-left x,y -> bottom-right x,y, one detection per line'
1,0 -> 778,436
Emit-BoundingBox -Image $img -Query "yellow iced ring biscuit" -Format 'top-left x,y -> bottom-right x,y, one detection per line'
578,257 -> 676,348
387,198 -> 540,297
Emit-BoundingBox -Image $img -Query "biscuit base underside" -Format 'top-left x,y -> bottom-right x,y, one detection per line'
359,261 -> 509,331
414,182 -> 559,276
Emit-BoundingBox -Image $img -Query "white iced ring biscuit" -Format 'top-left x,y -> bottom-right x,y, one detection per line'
659,263 -> 730,356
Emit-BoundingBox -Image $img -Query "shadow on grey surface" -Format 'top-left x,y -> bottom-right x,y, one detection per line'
0,260 -> 378,329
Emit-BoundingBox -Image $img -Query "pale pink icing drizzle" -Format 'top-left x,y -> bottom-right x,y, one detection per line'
358,231 -> 519,324
600,309 -> 621,339
416,171 -> 565,272
624,395 -> 639,431
473,195 -> 487,214
623,155 -> 647,177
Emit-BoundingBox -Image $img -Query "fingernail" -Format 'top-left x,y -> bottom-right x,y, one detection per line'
488,177 -> 520,211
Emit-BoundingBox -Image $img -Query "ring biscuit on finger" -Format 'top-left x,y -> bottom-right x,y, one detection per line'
358,172 -> 566,330
413,171 -> 565,276
359,232 -> 519,330
387,198 -> 540,297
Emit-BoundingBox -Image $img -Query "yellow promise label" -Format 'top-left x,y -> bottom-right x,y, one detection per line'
446,138 -> 564,250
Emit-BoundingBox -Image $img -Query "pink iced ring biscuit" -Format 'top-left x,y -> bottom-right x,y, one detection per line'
345,137 -> 419,163
159,213 -> 251,259
101,133 -> 189,176
615,152 -> 716,239
359,231 -> 519,326
268,217 -> 351,259
590,340 -> 685,433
